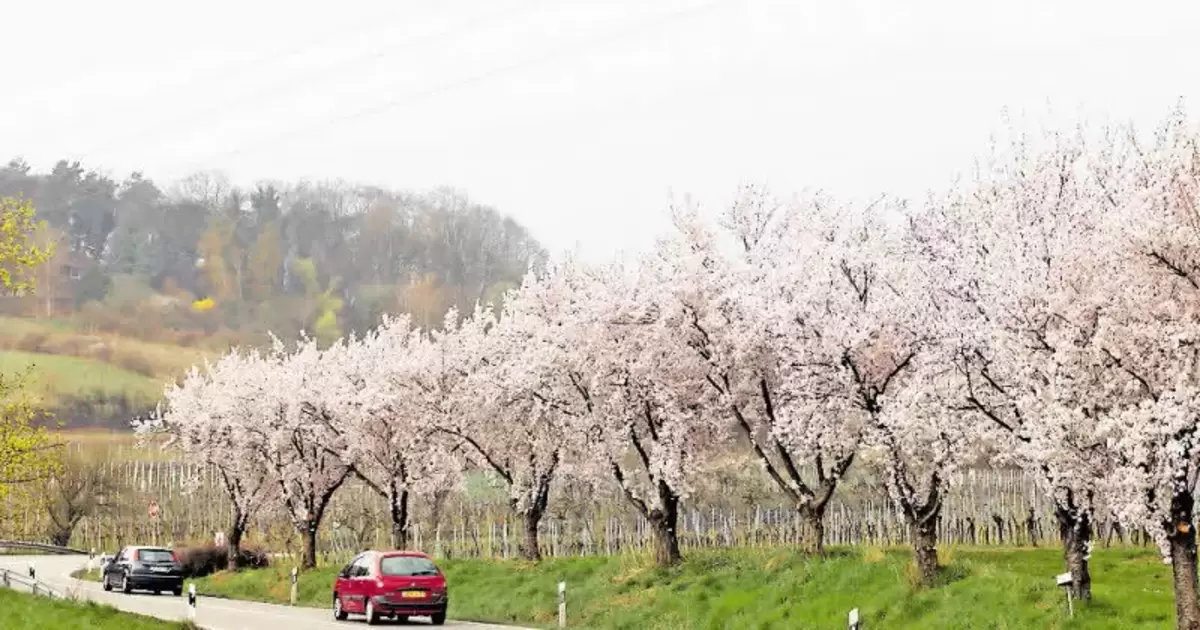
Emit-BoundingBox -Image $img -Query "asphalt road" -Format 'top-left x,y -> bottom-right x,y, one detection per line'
0,554 -> 529,630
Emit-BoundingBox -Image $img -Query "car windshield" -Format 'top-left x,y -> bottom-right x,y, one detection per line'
379,555 -> 438,577
137,549 -> 174,563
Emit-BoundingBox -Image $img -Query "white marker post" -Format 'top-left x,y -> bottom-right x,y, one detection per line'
1056,572 -> 1074,617
848,607 -> 861,629
290,567 -> 299,605
87,548 -> 96,573
187,583 -> 197,621
557,581 -> 566,628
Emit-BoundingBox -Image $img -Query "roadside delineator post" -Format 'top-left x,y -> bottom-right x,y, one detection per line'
557,581 -> 566,628
849,607 -> 861,629
27,562 -> 34,580
187,583 -> 197,621
290,567 -> 299,605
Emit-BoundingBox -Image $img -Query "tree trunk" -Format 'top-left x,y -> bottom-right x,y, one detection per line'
226,519 -> 245,571
1055,505 -> 1092,602
388,487 -> 410,550
648,488 -> 682,567
909,513 -> 939,587
50,528 -> 73,548
1170,491 -> 1200,630
300,525 -> 318,570
519,508 -> 544,561
798,504 -> 826,555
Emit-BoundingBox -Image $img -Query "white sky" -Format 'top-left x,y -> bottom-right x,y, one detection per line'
2,0 -> 1197,262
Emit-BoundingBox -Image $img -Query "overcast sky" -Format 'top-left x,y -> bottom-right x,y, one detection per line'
2,0 -> 1198,261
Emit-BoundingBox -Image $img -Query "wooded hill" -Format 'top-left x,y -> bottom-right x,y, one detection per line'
0,158 -> 545,345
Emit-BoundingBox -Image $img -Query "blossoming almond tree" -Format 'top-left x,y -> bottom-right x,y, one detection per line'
911,126 -> 1114,600
562,256 -> 717,566
1088,110 -> 1200,628
336,314 -> 464,550
146,350 -> 274,570
412,302 -> 570,561
242,336 -> 354,569
670,189 -> 909,554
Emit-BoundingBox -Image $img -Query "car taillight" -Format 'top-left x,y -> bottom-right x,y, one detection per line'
170,552 -> 179,563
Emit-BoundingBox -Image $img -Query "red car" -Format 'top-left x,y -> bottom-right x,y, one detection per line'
332,550 -> 448,625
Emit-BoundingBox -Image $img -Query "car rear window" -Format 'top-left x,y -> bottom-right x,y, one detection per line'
379,555 -> 439,576
137,549 -> 175,563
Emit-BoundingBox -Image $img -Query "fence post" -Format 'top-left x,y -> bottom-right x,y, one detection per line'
557,581 -> 566,628
187,583 -> 197,621
290,567 -> 298,605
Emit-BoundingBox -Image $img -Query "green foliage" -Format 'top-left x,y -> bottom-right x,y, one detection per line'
0,196 -> 53,295
187,547 -> 1172,629
0,369 -> 60,499
0,588 -> 194,629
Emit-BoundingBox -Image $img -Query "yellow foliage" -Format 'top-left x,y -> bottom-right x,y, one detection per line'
0,369 -> 61,500
192,297 -> 216,312
0,197 -> 54,295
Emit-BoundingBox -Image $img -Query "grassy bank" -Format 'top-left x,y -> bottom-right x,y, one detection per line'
175,547 -> 1173,629
0,587 -> 195,629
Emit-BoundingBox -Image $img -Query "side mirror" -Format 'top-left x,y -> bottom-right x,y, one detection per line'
338,568 -> 350,579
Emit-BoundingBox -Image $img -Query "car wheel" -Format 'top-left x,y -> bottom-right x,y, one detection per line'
101,574 -> 112,592
172,584 -> 183,597
365,600 -> 380,625
332,594 -> 348,621
431,611 -> 446,626
121,574 -> 132,594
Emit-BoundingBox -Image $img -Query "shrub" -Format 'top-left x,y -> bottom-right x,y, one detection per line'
112,350 -> 157,378
175,543 -> 270,577
14,331 -> 50,353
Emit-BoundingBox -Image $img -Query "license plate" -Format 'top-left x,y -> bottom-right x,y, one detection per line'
151,567 -> 170,573
400,590 -> 425,599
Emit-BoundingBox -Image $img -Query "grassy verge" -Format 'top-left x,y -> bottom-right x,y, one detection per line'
173,547 -> 1174,629
0,587 -> 195,629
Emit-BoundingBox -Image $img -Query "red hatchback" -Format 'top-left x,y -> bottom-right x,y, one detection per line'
332,550 -> 448,625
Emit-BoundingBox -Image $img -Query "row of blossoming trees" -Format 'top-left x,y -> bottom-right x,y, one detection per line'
141,109 -> 1200,627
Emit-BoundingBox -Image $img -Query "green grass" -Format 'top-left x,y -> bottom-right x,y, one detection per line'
174,546 -> 1174,629
0,587 -> 196,629
0,350 -> 163,405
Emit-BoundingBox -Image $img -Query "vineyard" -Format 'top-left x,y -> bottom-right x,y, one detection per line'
0,441 -> 1151,564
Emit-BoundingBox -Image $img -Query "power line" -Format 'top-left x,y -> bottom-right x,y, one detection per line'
76,0 -> 549,160
21,3 -> 433,97
24,0 -> 738,208
180,0 -> 736,170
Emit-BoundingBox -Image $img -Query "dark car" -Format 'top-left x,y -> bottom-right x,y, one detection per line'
332,550 -> 448,625
101,546 -> 184,596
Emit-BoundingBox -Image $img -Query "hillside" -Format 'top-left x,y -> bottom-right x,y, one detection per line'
0,316 -> 213,429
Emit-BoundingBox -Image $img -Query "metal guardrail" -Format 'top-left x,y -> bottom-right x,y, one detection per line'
0,566 -> 68,600
0,540 -> 89,555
